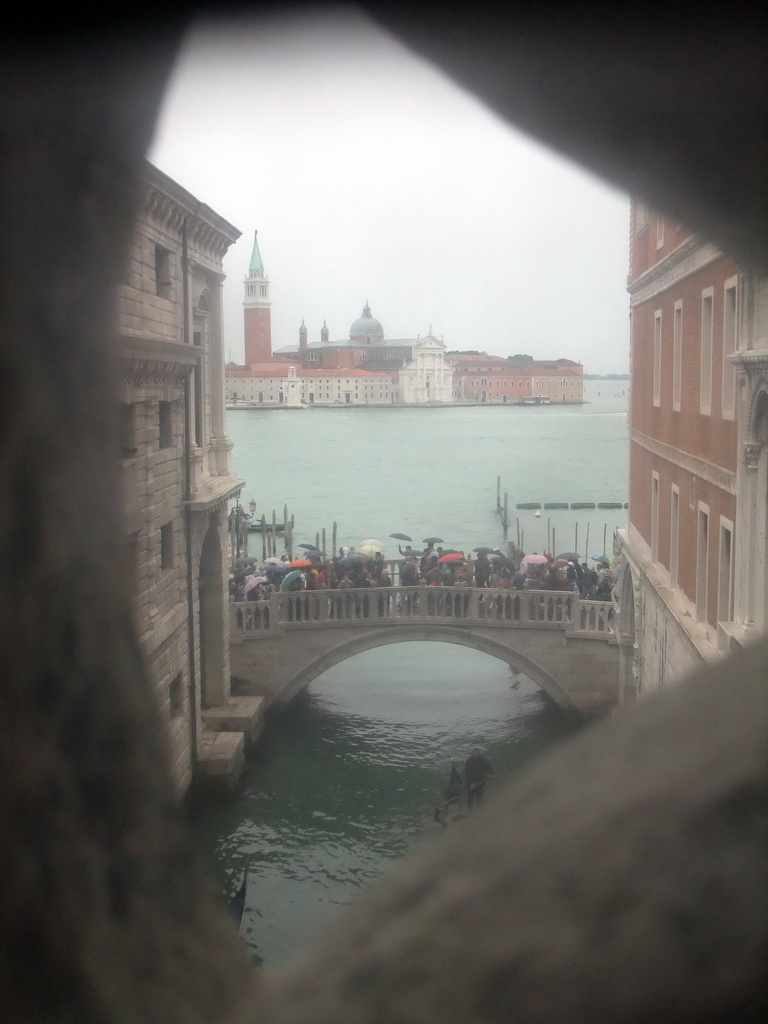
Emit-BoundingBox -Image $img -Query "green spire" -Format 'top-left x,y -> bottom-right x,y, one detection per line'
249,230 -> 264,272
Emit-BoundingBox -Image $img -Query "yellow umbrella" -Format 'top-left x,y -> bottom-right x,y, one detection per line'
360,540 -> 383,558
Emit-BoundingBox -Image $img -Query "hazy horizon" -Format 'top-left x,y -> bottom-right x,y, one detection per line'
150,7 -> 630,374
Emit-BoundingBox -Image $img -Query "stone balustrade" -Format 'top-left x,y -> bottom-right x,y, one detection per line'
231,586 -> 614,638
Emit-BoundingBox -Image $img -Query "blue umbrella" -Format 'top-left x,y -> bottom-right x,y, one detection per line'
264,563 -> 287,574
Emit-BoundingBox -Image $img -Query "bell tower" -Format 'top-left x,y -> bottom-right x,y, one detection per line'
243,230 -> 272,365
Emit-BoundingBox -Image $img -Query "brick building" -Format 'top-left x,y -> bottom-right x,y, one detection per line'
118,162 -> 259,793
615,202 -> 747,697
449,354 -> 584,403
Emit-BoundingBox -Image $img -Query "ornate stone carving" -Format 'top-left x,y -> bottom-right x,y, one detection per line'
744,443 -> 762,472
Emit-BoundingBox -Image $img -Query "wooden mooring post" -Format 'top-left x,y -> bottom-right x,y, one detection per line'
286,516 -> 293,560
502,492 -> 509,539
496,475 -> 501,511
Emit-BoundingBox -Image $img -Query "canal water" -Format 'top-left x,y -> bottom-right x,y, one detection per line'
189,380 -> 629,966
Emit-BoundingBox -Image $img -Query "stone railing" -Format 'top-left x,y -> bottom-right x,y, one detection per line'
576,599 -> 616,634
231,587 -> 616,638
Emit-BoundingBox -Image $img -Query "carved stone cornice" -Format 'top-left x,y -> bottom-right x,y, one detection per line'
630,428 -> 737,494
122,356 -> 193,386
628,236 -> 723,306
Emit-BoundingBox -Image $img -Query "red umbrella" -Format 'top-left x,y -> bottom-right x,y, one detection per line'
438,552 -> 464,563
289,558 -> 313,568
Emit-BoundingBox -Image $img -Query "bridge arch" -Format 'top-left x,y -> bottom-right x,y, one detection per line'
284,624 -> 583,713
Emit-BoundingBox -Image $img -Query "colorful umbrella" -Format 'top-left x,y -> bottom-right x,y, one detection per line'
281,570 -> 303,590
591,555 -> 612,565
438,552 -> 464,563
290,558 -> 313,568
264,556 -> 283,565
360,544 -> 382,558
389,533 -> 412,542
521,554 -> 548,566
243,576 -> 261,595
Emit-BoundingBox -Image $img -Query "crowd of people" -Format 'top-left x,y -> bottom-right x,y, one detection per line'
230,541 -> 615,603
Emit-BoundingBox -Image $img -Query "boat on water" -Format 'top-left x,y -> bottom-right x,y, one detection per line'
434,761 -> 466,825
228,855 -> 252,935
247,522 -> 286,533
523,394 -> 552,405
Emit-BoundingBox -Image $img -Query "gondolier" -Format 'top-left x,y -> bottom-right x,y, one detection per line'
464,748 -> 493,811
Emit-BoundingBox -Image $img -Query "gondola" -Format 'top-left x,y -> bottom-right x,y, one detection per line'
228,855 -> 252,933
434,761 -> 465,826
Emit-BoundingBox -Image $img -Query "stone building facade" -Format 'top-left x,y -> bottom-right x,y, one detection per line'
118,162 -> 257,793
226,363 -> 395,406
615,203 -> 747,698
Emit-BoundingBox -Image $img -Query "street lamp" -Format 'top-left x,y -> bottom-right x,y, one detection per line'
249,499 -> 257,516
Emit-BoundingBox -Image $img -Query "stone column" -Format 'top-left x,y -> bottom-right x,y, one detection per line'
741,442 -> 762,633
209,272 -> 226,441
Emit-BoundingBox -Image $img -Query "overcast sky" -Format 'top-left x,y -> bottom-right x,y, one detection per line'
149,7 -> 630,374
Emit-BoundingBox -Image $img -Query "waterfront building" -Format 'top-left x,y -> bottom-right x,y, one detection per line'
118,162 -> 259,793
273,304 -> 454,404
449,354 -> 584,404
229,231 -> 585,408
614,203 -> 768,697
228,233 -> 453,404
226,363 -> 396,406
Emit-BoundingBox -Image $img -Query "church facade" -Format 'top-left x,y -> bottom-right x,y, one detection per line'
271,303 -> 454,405
226,234 -> 453,406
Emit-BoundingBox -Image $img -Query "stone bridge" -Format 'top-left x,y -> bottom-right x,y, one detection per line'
230,587 -> 621,716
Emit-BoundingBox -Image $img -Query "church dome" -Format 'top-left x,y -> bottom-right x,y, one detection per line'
349,302 -> 384,341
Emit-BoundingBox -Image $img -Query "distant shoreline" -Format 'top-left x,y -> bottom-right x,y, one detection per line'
225,401 -> 591,412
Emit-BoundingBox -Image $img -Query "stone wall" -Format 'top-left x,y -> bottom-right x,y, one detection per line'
0,9 -> 766,1024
